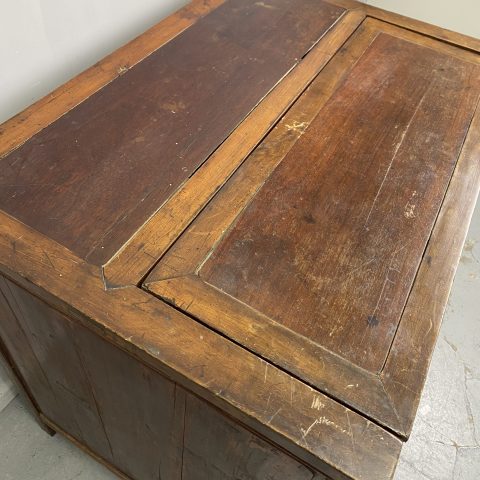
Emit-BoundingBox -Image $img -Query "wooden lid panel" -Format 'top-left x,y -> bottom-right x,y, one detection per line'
200,32 -> 479,373
0,0 -> 344,265
145,18 -> 480,434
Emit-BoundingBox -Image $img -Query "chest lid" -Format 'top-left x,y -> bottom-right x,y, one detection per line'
0,0 -> 344,272
145,17 -> 480,438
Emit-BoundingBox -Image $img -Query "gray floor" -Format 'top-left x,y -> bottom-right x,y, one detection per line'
0,205 -> 479,479
394,201 -> 480,479
0,398 -> 115,480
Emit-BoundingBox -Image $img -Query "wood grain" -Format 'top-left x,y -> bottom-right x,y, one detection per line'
0,280 -> 56,435
381,97 -> 480,436
0,277 -> 115,462
1,277 -> 185,480
182,393 -> 323,480
200,32 -> 480,373
103,9 -> 366,287
71,313 -> 185,480
0,0 -> 344,266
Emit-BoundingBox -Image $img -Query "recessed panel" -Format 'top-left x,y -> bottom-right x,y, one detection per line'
0,0 -> 343,264
200,33 -> 480,372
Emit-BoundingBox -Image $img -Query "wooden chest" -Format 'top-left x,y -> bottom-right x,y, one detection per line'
1,1 -> 479,479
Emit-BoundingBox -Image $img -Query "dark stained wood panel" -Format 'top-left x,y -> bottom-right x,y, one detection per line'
0,0 -> 344,264
0,278 -> 65,431
0,277 -> 184,480
200,33 -> 480,372
71,314 -> 185,480
0,277 -> 115,463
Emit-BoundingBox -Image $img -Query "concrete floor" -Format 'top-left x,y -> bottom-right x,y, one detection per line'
0,202 -> 478,479
393,200 -> 480,479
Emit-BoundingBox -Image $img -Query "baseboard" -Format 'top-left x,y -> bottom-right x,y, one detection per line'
40,414 -> 131,480
0,377 -> 17,413
0,360 -> 17,413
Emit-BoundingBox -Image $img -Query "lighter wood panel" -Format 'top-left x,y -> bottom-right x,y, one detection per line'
200,32 -> 480,372
145,18 -> 480,438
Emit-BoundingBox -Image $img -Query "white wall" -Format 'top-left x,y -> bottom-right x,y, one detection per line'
0,1 -> 478,412
365,0 -> 480,39
0,0 -> 188,124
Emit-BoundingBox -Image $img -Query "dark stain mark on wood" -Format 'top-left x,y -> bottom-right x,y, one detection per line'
367,315 -> 380,327
303,213 -> 316,224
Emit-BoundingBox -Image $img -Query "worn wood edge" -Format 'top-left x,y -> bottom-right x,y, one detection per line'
365,17 -> 480,66
380,99 -> 480,438
324,0 -> 364,10
40,414 -> 131,480
101,9 -> 366,288
0,212 -> 401,480
0,0 -> 225,159
145,274 -> 406,436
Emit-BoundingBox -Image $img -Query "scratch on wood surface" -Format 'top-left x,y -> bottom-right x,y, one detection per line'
254,1 -> 276,9
404,202 -> 416,218
388,378 -> 417,395
285,120 -> 309,135
43,251 -> 55,270
367,243 -> 406,329
364,85 -> 431,229
300,420 -> 318,447
424,316 -> 434,338
311,396 -> 325,411
11,235 -> 24,253
343,256 -> 377,282
265,392 -> 272,410
345,410 -> 359,472
300,416 -> 348,446
267,408 -> 282,425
